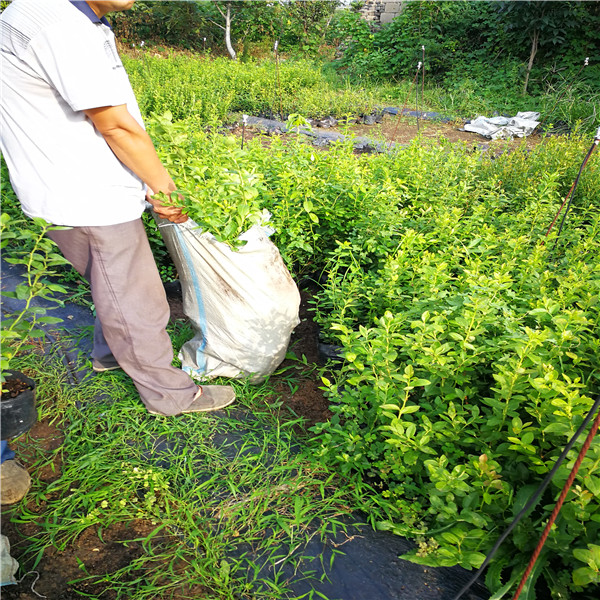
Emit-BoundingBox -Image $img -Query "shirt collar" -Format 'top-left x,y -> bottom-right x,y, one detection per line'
70,2 -> 112,28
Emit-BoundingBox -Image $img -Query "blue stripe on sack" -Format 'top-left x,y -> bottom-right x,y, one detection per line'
174,225 -> 208,375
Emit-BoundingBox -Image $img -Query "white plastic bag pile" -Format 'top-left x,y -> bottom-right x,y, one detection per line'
463,111 -> 540,140
157,218 -> 300,383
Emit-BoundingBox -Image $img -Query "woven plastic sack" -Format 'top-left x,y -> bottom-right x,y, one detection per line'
1,535 -> 18,587
157,218 -> 300,383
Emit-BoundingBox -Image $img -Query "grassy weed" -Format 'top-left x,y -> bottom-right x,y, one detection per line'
7,337 -> 355,599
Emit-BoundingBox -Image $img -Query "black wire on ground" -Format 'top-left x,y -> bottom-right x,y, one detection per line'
451,393 -> 600,600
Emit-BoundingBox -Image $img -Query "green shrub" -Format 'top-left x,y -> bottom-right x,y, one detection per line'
124,55 -> 378,124
330,2 -> 600,133
308,133 -> 600,598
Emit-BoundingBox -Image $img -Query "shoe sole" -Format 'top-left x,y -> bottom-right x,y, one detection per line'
181,396 -> 235,413
148,396 -> 235,416
92,365 -> 121,373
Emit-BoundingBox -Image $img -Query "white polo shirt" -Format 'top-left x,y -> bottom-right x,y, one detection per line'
0,0 -> 146,226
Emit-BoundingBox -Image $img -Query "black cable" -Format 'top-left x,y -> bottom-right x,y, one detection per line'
545,131 -> 599,241
551,138 -> 599,251
451,393 -> 600,600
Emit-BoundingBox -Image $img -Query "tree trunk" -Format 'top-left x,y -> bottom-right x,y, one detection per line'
523,28 -> 539,95
224,2 -> 236,60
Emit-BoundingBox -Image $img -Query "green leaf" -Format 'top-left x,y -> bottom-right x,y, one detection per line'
46,284 -> 68,293
36,317 -> 63,325
465,551 -> 486,568
585,476 -> 600,496
521,432 -> 534,446
441,531 -> 460,544
572,567 -> 598,586
14,285 -> 30,300
488,576 -> 519,600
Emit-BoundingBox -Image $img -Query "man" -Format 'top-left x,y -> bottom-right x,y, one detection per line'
0,0 -> 235,416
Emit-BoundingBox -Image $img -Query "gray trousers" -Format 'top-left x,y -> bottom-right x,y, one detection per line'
48,218 -> 198,416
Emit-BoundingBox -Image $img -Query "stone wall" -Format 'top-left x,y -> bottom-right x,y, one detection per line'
359,1 -> 405,25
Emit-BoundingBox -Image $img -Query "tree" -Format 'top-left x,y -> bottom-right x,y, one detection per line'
111,1 -> 207,49
497,1 -> 581,94
194,1 -> 278,60
207,1 -> 236,59
285,0 -> 338,44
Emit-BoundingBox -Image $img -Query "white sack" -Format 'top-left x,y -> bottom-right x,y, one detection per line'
158,218 -> 300,383
464,111 -> 540,140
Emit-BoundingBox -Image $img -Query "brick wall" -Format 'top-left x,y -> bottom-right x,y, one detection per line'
359,0 -> 405,24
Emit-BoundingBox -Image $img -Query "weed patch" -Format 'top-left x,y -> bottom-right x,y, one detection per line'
4,343 -> 356,599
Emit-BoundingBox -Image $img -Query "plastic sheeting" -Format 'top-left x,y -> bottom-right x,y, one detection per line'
130,411 -> 490,600
463,112 -> 540,140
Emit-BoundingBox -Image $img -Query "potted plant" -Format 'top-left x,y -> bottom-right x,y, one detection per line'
1,213 -> 69,438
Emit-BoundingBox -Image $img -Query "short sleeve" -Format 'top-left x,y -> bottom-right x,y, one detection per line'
28,18 -> 130,111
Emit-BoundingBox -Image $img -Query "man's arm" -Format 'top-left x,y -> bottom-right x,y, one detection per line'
83,104 -> 187,223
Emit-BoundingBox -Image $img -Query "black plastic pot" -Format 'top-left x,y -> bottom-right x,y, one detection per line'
1,371 -> 37,439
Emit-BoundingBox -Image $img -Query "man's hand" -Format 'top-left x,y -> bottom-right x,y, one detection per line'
146,190 -> 188,224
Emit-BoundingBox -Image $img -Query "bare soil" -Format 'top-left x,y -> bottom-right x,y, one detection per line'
1,380 -> 31,400
232,110 -> 546,153
336,112 -> 545,150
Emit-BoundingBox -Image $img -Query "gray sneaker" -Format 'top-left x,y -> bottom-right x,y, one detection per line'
148,385 -> 235,416
182,385 -> 235,413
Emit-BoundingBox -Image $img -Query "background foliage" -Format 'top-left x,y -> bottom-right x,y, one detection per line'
114,0 -> 600,128
112,0 -> 338,58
